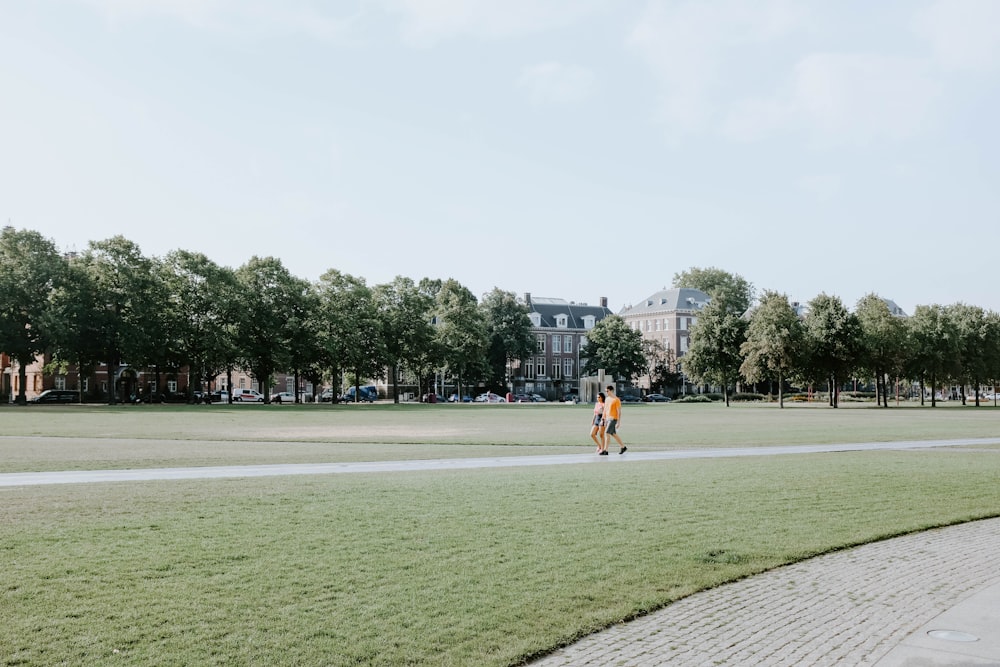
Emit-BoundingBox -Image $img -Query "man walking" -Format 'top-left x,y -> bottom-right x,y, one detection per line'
603,385 -> 627,455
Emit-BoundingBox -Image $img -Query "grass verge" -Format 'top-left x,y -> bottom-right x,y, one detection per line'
3,401 -> 1000,472
3,448 -> 1000,665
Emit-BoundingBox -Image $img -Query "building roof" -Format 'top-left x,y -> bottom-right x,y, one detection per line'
619,287 -> 711,316
882,298 -> 908,317
523,295 -> 614,329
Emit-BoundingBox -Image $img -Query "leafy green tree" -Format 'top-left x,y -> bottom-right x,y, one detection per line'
433,279 -> 487,395
740,291 -> 803,408
159,250 -> 239,401
407,278 -> 447,398
642,338 -> 681,394
673,266 -> 755,314
800,294 -> 861,408
314,269 -> 384,403
480,288 -> 533,394
0,227 -> 66,404
580,315 -> 646,385
374,276 -> 435,403
947,303 -> 989,405
983,311 -> 1000,403
285,286 -> 323,403
683,300 -> 748,406
855,294 -> 908,407
233,257 -> 307,403
76,236 -> 161,404
906,304 -> 960,407
44,255 -> 106,397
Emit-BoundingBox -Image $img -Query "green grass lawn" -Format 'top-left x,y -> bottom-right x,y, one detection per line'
3,400 -> 1000,471
2,403 -> 1000,666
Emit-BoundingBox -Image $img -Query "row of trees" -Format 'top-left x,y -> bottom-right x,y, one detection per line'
1,228 -> 546,405
682,269 -> 1000,408
7,228 -> 995,409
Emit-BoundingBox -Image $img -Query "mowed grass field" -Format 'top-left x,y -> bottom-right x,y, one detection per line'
2,401 -> 1000,666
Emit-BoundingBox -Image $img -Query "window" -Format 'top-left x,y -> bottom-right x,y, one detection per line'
529,312 -> 541,327
536,334 -> 546,353
55,375 -> 66,390
563,358 -> 574,378
551,363 -> 562,380
583,315 -> 595,329
240,378 -> 246,389
525,359 -> 536,379
82,378 -> 89,393
552,335 -> 561,354
535,357 -> 546,377
286,378 -> 294,393
167,380 -> 177,393
563,335 -> 572,353
556,314 -> 568,328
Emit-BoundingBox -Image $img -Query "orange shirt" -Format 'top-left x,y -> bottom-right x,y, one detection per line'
605,395 -> 621,421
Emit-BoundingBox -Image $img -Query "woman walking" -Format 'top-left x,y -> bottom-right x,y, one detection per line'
591,392 -> 607,454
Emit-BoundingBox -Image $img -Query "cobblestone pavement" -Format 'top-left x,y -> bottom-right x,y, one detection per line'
530,518 -> 1000,666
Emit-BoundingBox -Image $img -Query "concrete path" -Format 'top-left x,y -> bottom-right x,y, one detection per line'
530,517 -> 1000,666
2,437 -> 998,487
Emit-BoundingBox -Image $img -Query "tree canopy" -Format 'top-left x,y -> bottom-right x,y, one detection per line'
580,315 -> 646,385
673,266 -> 755,315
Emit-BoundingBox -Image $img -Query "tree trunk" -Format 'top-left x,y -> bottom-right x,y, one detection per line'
778,372 -> 784,408
16,357 -> 28,405
390,364 -> 399,404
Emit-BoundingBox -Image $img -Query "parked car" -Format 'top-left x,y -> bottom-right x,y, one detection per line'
208,390 -> 230,403
232,388 -> 264,402
319,389 -> 337,403
474,392 -> 506,403
643,393 -> 672,402
29,389 -> 80,404
620,393 -> 643,403
563,393 -> 580,403
343,386 -> 377,403
529,393 -> 547,402
270,391 -> 296,404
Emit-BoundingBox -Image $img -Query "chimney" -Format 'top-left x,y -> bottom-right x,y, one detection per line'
524,292 -> 532,307
600,296 -> 607,308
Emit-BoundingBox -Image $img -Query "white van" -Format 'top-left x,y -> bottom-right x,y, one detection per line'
232,388 -> 264,402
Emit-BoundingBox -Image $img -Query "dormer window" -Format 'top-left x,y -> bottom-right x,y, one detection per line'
529,312 -> 541,327
556,314 -> 568,328
583,315 -> 595,329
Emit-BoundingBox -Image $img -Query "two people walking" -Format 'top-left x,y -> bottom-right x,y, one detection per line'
591,385 -> 627,455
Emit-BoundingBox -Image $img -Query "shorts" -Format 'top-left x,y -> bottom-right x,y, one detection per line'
592,415 -> 603,427
605,419 -> 618,435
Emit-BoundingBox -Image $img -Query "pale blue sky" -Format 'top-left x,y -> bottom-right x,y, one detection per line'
2,0 -> 999,315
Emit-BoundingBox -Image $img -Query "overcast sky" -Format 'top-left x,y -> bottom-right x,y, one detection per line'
2,1 -> 999,315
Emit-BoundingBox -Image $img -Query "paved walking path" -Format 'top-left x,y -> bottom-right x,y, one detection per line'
530,517 -> 1000,666
2,437 -> 998,486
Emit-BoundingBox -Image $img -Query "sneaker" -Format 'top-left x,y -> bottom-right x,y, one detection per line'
619,446 -> 627,455
599,450 -> 609,456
